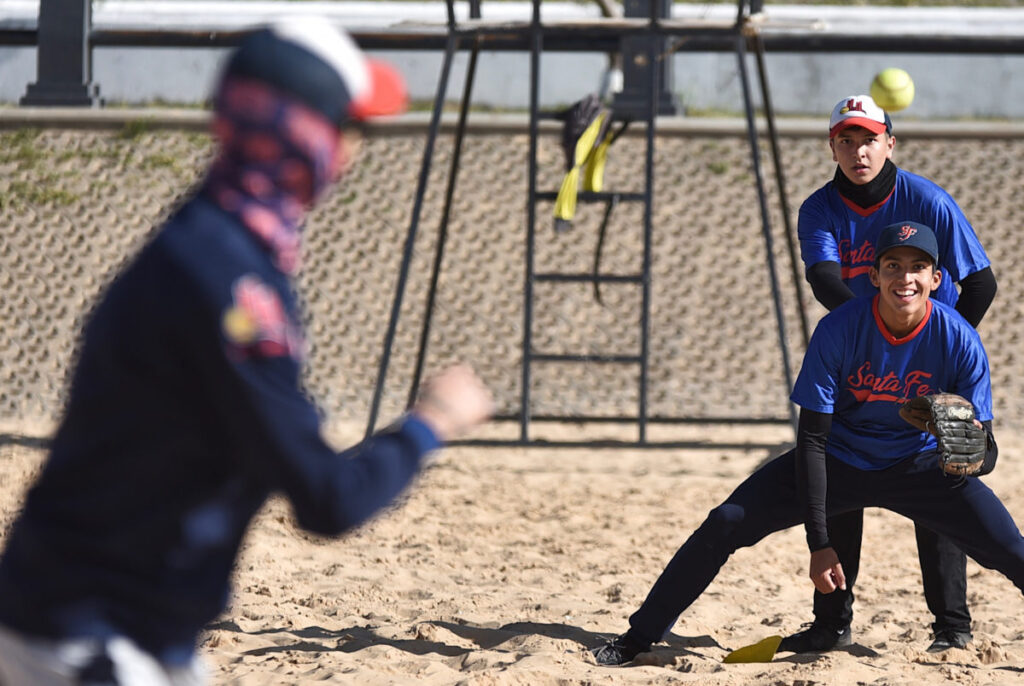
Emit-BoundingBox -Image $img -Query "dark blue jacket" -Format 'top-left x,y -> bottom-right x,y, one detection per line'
0,198 -> 438,665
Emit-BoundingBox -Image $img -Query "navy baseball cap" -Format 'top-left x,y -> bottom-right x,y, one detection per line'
224,17 -> 408,126
829,95 -> 893,138
875,221 -> 938,264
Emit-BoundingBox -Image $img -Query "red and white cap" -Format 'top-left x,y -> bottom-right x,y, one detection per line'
829,95 -> 892,138
225,17 -> 409,126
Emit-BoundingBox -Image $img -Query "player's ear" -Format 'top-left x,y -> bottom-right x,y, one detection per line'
930,263 -> 941,290
885,133 -> 895,159
829,138 -> 838,162
869,264 -> 880,288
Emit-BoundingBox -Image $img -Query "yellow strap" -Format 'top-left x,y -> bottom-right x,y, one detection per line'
583,137 -> 610,192
573,111 -> 606,166
554,112 -> 608,224
553,167 -> 580,221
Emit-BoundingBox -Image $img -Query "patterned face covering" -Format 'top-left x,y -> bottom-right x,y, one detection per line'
202,76 -> 349,273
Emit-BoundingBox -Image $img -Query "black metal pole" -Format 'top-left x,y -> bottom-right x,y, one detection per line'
637,20 -> 659,444
21,0 -> 101,106
407,40 -> 482,407
365,32 -> 460,438
735,33 -> 798,432
521,0 -> 543,442
752,32 -> 810,348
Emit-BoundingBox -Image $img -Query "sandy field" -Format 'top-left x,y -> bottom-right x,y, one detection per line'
3,421 -> 1024,685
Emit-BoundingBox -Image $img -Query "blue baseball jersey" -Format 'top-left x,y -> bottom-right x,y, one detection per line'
798,167 -> 990,305
791,296 -> 992,470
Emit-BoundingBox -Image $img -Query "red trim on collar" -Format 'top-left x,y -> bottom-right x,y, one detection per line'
872,294 -> 932,345
839,187 -> 895,217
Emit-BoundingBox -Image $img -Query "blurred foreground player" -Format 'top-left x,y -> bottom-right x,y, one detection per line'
0,19 -> 492,685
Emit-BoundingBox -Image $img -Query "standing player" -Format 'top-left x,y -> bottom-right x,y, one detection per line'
790,93 -> 998,653
590,221 -> 1015,666
0,19 -> 492,686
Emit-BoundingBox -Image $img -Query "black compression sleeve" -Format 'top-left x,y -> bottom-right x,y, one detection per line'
795,408 -> 833,552
806,261 -> 856,311
978,419 -> 998,476
955,267 -> 997,328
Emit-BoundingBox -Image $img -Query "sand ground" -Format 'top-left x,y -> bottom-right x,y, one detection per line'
3,420 -> 1023,685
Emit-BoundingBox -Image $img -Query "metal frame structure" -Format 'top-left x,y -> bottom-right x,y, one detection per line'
19,0 -> 100,106
13,2 -> 1023,448
363,0 -> 803,448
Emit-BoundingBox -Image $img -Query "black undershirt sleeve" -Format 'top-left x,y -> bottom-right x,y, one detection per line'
795,408 -> 833,552
806,261 -> 856,311
979,419 -> 998,476
955,267 -> 997,328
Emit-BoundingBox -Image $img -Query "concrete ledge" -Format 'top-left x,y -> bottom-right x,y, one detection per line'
3,108 -> 1024,140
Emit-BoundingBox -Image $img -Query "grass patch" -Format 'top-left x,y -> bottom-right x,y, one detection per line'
57,145 -> 125,163
139,153 -> 180,170
117,119 -> 154,140
0,129 -> 45,167
0,178 -> 79,209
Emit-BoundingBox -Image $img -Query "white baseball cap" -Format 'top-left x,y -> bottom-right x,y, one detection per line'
224,17 -> 408,126
829,95 -> 892,138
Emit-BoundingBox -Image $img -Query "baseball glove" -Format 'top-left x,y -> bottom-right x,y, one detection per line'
899,393 -> 987,476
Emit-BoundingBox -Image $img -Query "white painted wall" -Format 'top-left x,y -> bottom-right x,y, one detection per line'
0,2 -> 1022,118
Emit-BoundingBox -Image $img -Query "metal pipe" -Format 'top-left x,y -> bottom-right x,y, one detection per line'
752,31 -> 811,348
736,32 -> 799,433
364,31 -> 460,438
521,0 -> 543,442
407,39 -> 481,407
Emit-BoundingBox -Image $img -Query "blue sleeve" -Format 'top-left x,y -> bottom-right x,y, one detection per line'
953,327 -> 993,423
791,312 -> 844,414
220,349 -> 439,536
927,191 -> 990,283
797,189 -> 840,269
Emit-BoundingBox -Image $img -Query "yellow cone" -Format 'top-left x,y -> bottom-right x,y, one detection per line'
722,635 -> 783,663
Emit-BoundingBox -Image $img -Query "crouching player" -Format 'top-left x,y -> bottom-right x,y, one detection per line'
591,221 -> 1018,666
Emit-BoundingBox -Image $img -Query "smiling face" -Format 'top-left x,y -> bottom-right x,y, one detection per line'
829,125 -> 895,185
869,246 -> 942,337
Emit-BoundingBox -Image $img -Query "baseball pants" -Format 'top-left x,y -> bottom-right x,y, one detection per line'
815,509 -> 970,633
627,449 -> 1024,644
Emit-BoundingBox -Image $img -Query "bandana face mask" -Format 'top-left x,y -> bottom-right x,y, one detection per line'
203,76 -> 350,273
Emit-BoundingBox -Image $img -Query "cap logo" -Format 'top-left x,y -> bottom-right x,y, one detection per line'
897,224 -> 917,242
842,98 -> 866,115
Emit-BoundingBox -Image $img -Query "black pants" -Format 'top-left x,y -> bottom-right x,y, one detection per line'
626,450 -> 1018,644
814,509 -> 971,634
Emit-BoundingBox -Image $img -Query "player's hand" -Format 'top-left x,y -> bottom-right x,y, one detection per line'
411,364 -> 493,442
809,547 -> 847,594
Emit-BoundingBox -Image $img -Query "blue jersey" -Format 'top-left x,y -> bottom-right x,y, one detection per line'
798,167 -> 990,306
791,296 -> 992,470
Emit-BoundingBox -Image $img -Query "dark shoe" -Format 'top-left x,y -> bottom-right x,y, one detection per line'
590,632 -> 651,666
778,622 -> 852,653
927,629 -> 972,653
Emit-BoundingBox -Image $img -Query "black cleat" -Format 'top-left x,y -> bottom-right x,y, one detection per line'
778,622 -> 852,653
590,632 -> 651,666
926,629 -> 972,653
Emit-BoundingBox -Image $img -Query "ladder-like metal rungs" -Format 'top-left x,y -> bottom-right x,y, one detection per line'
534,190 -> 645,203
529,353 -> 642,364
534,273 -> 642,283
